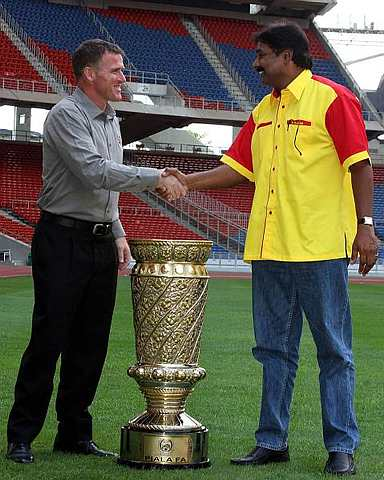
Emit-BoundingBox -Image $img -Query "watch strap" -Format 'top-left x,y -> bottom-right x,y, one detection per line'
358,216 -> 374,226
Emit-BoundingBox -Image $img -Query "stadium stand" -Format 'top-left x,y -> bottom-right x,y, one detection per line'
0,0 -> 102,86
125,150 -> 222,173
0,142 -> 42,204
0,31 -> 48,91
198,17 -> 350,101
0,141 -> 205,245
91,8 -> 236,103
0,0 -> 370,111
0,141 -> 41,244
0,215 -> 34,245
119,192 -> 202,240
0,140 -> 383,260
1,0 -> 236,103
126,150 -> 254,212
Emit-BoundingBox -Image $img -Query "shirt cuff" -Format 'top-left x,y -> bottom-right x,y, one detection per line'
138,167 -> 161,191
112,219 -> 126,239
343,151 -> 371,171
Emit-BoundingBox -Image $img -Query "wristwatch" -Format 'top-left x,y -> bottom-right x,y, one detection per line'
358,216 -> 374,226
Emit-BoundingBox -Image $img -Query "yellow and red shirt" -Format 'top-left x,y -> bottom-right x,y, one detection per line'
221,69 -> 370,262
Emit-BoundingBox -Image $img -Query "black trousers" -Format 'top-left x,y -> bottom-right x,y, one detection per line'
7,219 -> 118,443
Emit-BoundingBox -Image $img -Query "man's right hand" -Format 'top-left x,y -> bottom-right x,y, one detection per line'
156,171 -> 188,201
161,164 -> 245,191
161,167 -> 188,186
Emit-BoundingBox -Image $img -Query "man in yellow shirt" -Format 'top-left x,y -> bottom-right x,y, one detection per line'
164,22 -> 378,475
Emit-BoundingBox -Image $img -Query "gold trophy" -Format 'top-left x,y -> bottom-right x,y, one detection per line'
118,239 -> 212,469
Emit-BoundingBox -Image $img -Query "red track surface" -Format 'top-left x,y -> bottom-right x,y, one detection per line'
0,265 -> 383,283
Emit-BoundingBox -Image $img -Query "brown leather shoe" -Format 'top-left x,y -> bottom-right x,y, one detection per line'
53,437 -> 117,457
324,452 -> 356,475
6,442 -> 34,464
230,446 -> 289,466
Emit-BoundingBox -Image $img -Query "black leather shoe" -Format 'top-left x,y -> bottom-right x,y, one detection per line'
324,452 -> 356,475
231,446 -> 289,466
53,437 -> 117,457
6,442 -> 34,464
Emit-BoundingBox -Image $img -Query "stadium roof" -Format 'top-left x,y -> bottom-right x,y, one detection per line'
76,0 -> 336,20
248,1 -> 337,18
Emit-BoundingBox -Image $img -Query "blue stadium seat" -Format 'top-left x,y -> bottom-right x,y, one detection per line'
374,184 -> 384,240
2,0 -> 237,102
1,0 -> 100,52
217,44 -> 350,102
93,12 -> 235,102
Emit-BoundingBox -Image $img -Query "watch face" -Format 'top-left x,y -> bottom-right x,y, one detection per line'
359,216 -> 373,225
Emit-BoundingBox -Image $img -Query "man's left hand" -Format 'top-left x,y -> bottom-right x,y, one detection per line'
350,225 -> 378,276
115,237 -> 131,271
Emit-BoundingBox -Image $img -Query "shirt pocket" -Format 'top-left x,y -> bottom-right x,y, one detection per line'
286,119 -> 312,157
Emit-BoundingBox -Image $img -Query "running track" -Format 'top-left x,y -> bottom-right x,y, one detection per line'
1,265 -> 383,284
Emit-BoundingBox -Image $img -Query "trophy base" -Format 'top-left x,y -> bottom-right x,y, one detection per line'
118,427 -> 210,469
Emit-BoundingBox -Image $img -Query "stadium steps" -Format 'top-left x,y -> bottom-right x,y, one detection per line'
181,15 -> 253,111
93,6 -> 236,103
0,4 -> 69,93
0,210 -> 34,245
0,209 -> 26,223
137,190 -> 245,257
119,192 -> 203,241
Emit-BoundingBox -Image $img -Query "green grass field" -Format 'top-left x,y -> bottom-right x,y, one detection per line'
0,276 -> 383,480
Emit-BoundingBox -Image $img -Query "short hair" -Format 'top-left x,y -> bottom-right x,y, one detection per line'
253,22 -> 313,69
72,39 -> 124,80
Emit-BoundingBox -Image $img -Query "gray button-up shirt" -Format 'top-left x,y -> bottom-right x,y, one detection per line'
38,87 -> 161,238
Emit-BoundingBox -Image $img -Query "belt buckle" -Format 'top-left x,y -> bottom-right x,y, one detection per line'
92,223 -> 108,236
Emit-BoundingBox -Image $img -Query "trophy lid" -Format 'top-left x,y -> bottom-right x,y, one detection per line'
128,239 -> 212,264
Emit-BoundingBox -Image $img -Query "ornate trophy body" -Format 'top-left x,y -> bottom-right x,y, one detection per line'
119,239 -> 212,469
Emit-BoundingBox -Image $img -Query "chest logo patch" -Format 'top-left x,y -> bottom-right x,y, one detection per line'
287,119 -> 312,126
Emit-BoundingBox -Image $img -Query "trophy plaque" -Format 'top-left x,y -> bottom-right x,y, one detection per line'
118,239 -> 212,469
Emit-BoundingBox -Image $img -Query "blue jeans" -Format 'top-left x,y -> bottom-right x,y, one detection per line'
251,259 -> 359,454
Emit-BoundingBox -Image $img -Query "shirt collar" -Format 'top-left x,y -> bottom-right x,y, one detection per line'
271,69 -> 312,103
72,87 -> 116,120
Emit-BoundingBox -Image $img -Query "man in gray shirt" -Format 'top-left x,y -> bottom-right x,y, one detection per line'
6,39 -> 186,464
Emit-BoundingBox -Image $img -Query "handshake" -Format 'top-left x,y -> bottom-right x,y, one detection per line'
156,168 -> 189,202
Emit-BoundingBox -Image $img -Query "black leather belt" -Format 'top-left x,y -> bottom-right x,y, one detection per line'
41,211 -> 112,236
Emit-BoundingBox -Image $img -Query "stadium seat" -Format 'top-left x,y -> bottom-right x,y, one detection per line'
198,16 -> 350,102
0,31 -> 47,89
1,0 -> 355,105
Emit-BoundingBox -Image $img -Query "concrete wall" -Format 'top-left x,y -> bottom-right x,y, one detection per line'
0,235 -> 30,265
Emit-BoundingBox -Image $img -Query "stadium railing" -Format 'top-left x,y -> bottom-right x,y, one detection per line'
0,77 -> 59,94
0,3 -> 70,93
0,130 -> 42,143
0,76 -> 251,112
139,189 -> 247,257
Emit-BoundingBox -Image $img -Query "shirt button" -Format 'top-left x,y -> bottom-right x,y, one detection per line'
282,105 -> 285,109
271,189 -> 274,194
269,210 -> 272,215
277,124 -> 281,128
275,146 -> 278,150
272,167 -> 276,171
